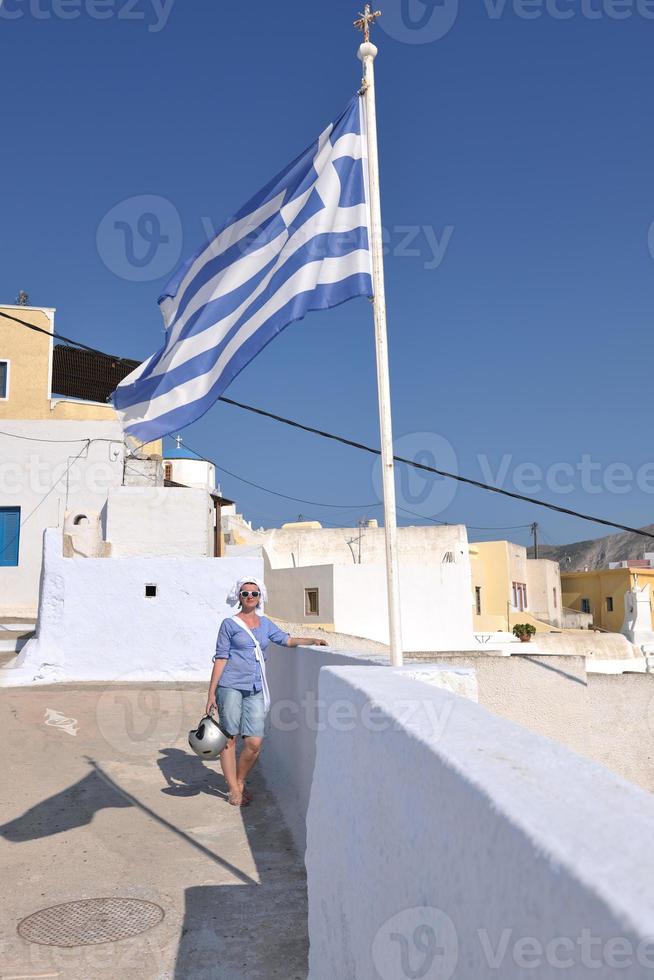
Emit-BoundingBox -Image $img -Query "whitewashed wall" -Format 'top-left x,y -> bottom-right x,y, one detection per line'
260,644 -> 380,853
3,529 -> 262,685
105,486 -> 214,558
227,521 -> 470,569
332,560 -> 474,650
266,558 -> 474,650
260,647 -> 477,855
306,665 -> 654,979
162,457 -> 216,492
0,419 -> 124,616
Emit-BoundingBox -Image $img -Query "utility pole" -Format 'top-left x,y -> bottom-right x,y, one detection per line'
531,521 -> 539,559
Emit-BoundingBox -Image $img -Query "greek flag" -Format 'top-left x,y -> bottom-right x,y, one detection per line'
113,95 -> 372,444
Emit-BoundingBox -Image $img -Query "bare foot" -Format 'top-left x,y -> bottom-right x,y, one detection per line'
228,790 -> 249,807
239,782 -> 253,803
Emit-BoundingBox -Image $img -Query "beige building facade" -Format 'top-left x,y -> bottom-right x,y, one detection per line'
470,539 -> 562,633
0,304 -> 158,434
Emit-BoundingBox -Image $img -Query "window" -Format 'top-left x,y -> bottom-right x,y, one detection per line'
305,588 -> 319,616
606,596 -> 614,612
512,581 -> 528,611
553,587 -> 558,609
581,598 -> 591,614
0,360 -> 8,400
0,507 -> 20,566
145,584 -> 157,598
163,462 -> 173,481
475,586 -> 482,616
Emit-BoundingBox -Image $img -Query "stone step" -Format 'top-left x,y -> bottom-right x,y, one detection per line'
0,629 -> 35,654
0,620 -> 36,632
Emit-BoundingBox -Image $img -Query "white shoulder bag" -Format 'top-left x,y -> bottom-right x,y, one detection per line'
231,615 -> 271,713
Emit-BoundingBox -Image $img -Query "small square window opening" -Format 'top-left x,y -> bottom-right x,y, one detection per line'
305,588 -> 319,616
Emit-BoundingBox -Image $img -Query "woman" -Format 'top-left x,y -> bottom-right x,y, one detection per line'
206,577 -> 327,807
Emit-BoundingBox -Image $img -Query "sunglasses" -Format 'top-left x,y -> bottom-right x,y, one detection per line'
240,590 -> 261,599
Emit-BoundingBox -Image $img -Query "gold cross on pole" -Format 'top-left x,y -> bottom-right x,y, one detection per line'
354,4 -> 381,43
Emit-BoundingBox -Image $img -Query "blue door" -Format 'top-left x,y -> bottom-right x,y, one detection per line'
0,507 -> 20,566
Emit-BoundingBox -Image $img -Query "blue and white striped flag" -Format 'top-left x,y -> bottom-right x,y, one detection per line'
113,95 -> 373,444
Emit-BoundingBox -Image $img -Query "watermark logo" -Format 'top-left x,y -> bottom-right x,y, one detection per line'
373,431 -> 458,519
372,906 -> 459,980
0,0 -> 175,32
96,194 -> 182,281
378,0 -> 460,44
383,224 -> 454,270
95,672 -> 186,758
482,0 -> 654,21
477,927 -> 654,970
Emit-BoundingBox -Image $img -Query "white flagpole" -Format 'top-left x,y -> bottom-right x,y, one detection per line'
356,8 -> 403,667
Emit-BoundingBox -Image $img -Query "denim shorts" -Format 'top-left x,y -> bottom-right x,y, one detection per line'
217,686 -> 266,737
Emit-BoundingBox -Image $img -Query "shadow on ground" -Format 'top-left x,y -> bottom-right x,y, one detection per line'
161,744 -> 307,980
0,769 -> 132,842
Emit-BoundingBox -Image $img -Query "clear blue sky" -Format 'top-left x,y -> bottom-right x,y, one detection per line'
2,0 -> 653,549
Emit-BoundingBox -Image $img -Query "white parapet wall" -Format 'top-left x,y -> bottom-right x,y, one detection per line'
260,645 -> 478,855
306,665 -> 654,979
2,529 -> 262,685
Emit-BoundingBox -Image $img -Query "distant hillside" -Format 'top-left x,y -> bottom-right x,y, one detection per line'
528,524 -> 654,571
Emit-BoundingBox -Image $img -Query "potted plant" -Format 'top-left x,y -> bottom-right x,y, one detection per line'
513,623 -> 536,643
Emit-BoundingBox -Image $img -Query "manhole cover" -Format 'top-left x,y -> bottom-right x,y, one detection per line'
18,898 -> 164,947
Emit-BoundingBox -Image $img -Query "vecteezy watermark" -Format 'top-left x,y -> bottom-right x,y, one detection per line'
197,213 -> 454,273
0,452 -> 122,498
0,0 -> 175,31
96,194 -> 183,282
370,909 -> 654,977
373,431 -> 459,519
372,906 -> 459,980
477,452 -> 654,497
477,928 -> 654,970
269,693 -> 454,739
377,0 -> 461,44
376,0 -> 654,45
382,224 -> 454,271
95,672 -> 187,758
0,922 -> 181,976
96,194 -> 454,284
481,0 -> 654,21
374,433 -> 654,521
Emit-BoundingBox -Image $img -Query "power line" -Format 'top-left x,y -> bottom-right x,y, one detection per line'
7,313 -> 653,542
215,397 -> 654,541
168,443 -> 379,510
0,310 -> 135,363
0,429 -> 120,445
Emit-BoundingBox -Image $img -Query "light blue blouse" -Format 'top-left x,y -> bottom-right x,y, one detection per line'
214,616 -> 290,692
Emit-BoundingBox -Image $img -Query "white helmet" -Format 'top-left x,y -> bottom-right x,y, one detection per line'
188,714 -> 230,759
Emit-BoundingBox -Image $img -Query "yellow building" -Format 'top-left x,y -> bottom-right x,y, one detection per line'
0,303 -> 160,451
562,567 -> 654,632
470,539 -> 563,633
0,303 -> 161,615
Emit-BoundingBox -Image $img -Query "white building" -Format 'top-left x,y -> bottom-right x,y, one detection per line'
0,305 -> 228,623
224,517 -> 476,651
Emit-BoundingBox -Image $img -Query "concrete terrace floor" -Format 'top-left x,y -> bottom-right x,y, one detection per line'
0,683 -> 308,979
